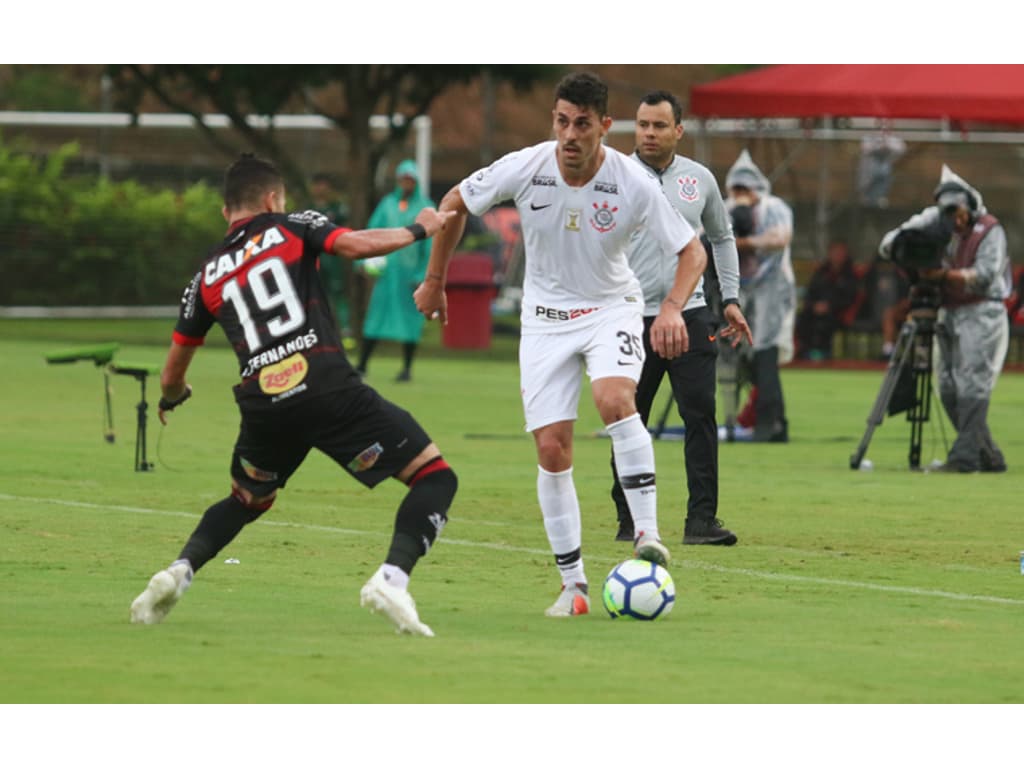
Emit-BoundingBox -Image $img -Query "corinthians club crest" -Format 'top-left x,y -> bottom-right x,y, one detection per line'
590,201 -> 618,233
678,175 -> 700,202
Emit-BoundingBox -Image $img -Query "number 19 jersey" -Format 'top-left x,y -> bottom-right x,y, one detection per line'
173,210 -> 357,410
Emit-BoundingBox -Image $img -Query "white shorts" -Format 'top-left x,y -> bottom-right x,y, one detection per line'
519,304 -> 644,432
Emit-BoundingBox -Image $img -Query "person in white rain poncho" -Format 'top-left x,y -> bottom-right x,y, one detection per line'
879,165 -> 1011,473
725,150 -> 796,443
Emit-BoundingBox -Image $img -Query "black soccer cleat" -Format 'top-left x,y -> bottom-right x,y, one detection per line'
683,518 -> 738,546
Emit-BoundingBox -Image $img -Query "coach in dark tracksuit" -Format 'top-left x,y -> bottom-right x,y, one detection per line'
610,90 -> 752,546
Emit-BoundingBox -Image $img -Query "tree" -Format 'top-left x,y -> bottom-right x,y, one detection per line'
107,65 -> 556,227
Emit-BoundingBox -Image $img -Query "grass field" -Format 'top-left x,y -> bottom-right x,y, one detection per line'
3,322 -> 1023,719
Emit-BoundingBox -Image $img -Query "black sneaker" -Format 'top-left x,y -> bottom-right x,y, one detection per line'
615,520 -> 635,542
683,518 -> 738,546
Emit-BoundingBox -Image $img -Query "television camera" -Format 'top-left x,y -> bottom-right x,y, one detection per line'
850,216 -> 953,470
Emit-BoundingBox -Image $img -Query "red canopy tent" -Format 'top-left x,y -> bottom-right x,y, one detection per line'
682,64 -> 1024,257
690,64 -> 1024,126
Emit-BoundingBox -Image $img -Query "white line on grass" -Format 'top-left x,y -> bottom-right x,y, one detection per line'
5,492 -> 1023,607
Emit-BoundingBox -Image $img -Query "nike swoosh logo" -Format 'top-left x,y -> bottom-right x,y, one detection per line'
617,360 -> 634,366
530,203 -> 552,211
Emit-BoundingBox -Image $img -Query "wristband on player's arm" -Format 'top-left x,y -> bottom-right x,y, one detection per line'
405,223 -> 427,241
159,385 -> 192,412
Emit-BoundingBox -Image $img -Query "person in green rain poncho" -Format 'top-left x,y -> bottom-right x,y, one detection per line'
357,159 -> 435,382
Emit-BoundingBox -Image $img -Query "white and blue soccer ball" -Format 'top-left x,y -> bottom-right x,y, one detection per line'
602,559 -> 676,620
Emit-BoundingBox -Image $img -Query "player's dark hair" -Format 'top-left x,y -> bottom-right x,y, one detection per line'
554,72 -> 608,117
223,153 -> 284,210
640,90 -> 683,125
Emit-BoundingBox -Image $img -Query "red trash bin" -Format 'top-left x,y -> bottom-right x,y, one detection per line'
442,253 -> 496,349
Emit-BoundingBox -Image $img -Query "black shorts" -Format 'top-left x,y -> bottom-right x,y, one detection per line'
230,385 -> 433,497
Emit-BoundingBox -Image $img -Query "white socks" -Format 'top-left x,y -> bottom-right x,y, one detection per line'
537,466 -> 586,586
606,413 -> 660,541
379,563 -> 410,591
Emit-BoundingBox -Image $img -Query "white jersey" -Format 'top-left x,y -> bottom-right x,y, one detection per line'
460,140 -> 695,334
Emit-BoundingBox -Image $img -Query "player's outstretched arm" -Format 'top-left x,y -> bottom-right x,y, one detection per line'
331,208 -> 453,260
414,185 -> 469,325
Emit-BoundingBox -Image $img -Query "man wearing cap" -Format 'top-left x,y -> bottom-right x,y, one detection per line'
880,165 -> 1012,473
725,150 -> 796,443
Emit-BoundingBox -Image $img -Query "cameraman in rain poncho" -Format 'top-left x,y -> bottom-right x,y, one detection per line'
879,165 -> 1012,473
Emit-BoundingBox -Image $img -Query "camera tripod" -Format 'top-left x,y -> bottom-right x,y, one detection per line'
850,290 -> 940,471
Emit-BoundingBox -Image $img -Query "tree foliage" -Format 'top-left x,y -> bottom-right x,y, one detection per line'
106,65 -> 557,226
0,136 -> 225,305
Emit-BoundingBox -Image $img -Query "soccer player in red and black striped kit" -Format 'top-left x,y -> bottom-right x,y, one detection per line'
130,154 -> 457,636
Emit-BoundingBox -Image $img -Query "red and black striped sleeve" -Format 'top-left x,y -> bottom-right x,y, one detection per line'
284,210 -> 351,257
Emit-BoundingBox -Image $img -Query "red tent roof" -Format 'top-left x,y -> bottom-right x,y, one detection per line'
690,65 -> 1024,126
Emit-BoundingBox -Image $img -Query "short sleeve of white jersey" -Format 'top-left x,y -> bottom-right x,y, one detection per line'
459,145 -> 542,216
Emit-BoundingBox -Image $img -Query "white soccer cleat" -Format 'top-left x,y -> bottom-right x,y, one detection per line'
634,532 -> 671,568
360,571 -> 434,637
544,582 -> 590,617
130,561 -> 193,625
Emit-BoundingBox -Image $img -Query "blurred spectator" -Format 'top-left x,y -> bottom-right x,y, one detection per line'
796,240 -> 860,360
858,134 -> 906,208
481,205 -> 522,281
1007,265 -> 1024,327
852,254 -> 911,359
356,159 -> 435,382
310,173 -> 353,339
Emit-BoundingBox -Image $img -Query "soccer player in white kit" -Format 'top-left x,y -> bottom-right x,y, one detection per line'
415,72 -> 707,616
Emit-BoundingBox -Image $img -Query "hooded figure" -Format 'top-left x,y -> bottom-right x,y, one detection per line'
879,164 -> 1011,472
724,149 -> 796,442
357,160 -> 436,381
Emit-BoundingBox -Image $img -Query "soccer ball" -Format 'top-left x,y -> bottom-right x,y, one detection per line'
602,559 -> 675,620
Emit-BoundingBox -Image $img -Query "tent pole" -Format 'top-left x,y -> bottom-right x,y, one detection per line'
816,116 -> 833,257
694,118 -> 709,166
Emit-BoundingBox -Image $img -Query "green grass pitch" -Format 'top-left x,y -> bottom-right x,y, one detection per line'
2,322 -> 1023,710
